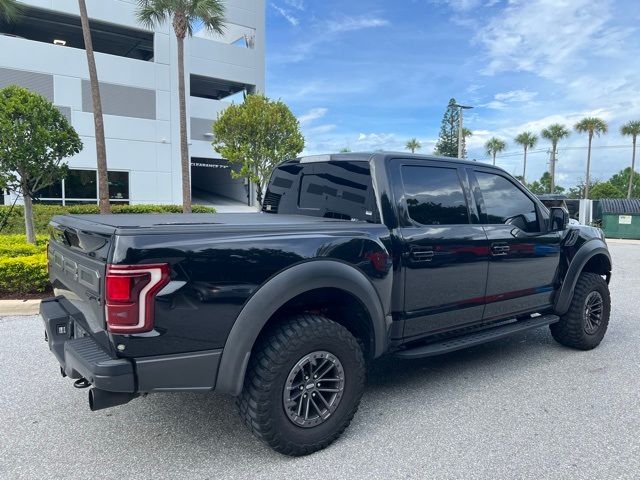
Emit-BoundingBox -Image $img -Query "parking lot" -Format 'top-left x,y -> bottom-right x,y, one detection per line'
1,241 -> 639,480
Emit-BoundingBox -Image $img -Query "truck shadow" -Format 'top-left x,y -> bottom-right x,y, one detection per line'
131,327 -> 561,459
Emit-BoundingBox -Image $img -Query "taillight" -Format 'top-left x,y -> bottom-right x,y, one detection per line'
105,264 -> 170,334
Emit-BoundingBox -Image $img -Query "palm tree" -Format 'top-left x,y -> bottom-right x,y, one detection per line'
485,137 -> 506,166
78,0 -> 110,214
621,120 -> 640,199
514,131 -> 538,185
405,138 -> 421,153
137,0 -> 225,213
575,117 -> 608,199
0,0 -> 20,21
541,124 -> 570,193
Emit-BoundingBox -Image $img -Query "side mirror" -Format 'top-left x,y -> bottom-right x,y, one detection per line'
549,207 -> 569,231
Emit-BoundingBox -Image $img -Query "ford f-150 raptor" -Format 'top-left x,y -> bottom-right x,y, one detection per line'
41,152 -> 612,456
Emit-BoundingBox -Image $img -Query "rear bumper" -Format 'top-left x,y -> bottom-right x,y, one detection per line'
40,297 -> 222,394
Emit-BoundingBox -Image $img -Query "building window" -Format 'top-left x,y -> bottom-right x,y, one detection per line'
34,169 -> 130,205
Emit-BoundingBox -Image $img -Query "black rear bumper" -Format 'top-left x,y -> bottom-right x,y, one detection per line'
41,297 -> 135,392
40,297 -> 223,394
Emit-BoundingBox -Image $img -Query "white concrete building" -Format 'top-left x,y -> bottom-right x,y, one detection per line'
0,0 -> 264,209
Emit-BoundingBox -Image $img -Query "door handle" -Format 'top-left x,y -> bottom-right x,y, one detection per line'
491,242 -> 510,256
408,246 -> 434,262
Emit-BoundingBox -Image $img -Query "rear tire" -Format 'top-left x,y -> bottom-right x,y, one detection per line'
550,272 -> 610,350
237,314 -> 365,456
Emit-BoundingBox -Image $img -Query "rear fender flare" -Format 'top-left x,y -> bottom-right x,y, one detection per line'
215,260 -> 389,396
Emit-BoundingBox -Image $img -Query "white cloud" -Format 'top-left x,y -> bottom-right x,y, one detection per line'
270,3 -> 299,26
298,107 -> 328,125
482,89 -> 538,110
326,16 -> 389,34
284,0 -> 304,10
494,90 -> 538,103
475,0 -> 623,79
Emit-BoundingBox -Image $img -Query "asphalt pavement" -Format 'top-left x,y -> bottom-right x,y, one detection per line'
1,242 -> 639,479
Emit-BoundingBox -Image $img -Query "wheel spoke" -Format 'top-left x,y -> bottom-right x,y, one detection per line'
312,358 -> 329,377
316,363 -> 335,380
304,396 -> 311,420
309,396 -> 323,418
317,387 -> 341,393
316,391 -> 331,409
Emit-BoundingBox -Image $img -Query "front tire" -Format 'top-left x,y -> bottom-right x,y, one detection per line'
551,272 -> 611,350
237,314 -> 365,456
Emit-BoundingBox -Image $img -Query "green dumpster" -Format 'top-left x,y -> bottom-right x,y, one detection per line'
594,199 -> 640,239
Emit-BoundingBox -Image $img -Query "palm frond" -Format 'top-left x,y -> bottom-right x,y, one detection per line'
621,120 -> 640,138
485,137 -> 506,155
574,117 -> 608,136
514,131 -> 538,149
0,0 -> 22,22
541,124 -> 570,144
189,0 -> 226,36
136,0 -> 172,29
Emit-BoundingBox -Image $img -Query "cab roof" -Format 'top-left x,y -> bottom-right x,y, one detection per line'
286,151 -> 504,171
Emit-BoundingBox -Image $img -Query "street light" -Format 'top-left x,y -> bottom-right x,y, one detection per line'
453,104 -> 473,159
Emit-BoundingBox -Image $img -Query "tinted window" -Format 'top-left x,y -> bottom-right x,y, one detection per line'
401,166 -> 469,225
263,161 -> 380,223
476,171 -> 539,232
66,169 -> 97,199
108,171 -> 129,201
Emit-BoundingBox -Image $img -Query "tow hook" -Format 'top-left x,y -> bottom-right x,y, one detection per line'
74,378 -> 91,389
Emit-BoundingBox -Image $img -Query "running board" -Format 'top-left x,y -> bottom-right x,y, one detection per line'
395,314 -> 560,359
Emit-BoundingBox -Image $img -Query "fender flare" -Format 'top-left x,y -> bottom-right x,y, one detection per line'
554,239 -> 611,315
215,260 -> 389,396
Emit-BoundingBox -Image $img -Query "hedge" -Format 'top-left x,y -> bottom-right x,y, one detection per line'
0,204 -> 216,235
0,253 -> 49,295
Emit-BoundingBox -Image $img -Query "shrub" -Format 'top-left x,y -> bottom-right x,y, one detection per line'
0,253 -> 49,294
0,234 -> 48,257
0,204 -> 216,235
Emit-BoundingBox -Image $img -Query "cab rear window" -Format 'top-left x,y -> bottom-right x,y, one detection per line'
263,161 -> 380,223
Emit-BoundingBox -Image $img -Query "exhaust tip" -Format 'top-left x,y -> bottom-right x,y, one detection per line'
89,388 -> 137,411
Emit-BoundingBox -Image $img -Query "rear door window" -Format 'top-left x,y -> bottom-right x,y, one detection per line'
400,165 -> 470,225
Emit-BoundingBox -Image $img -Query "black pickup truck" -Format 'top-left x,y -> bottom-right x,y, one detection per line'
41,152 -> 612,456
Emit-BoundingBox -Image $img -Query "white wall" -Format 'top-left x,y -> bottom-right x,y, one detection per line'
2,0 -> 265,206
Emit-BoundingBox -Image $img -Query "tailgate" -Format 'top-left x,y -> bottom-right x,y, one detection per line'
47,217 -> 114,344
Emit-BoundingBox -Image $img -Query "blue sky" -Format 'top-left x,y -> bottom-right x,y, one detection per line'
265,0 -> 640,188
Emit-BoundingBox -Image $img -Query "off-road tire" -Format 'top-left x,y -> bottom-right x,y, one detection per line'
237,314 -> 365,456
550,272 -> 610,350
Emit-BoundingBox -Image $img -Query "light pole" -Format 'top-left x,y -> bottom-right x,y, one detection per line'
454,104 -> 473,159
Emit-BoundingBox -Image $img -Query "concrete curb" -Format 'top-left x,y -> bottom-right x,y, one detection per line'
0,300 -> 41,316
606,238 -> 640,245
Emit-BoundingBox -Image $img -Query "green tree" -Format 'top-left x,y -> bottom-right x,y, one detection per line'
574,117 -> 608,199
0,0 -> 21,21
541,124 -> 570,193
78,0 -> 110,214
0,86 -> 82,243
405,138 -> 421,153
434,98 -> 459,157
485,137 -> 506,166
461,128 -> 472,159
212,94 -> 304,205
137,0 -> 226,213
607,167 -> 640,198
514,131 -> 538,185
620,120 -> 640,198
589,182 -> 625,199
528,172 -> 565,195
339,147 -> 351,153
